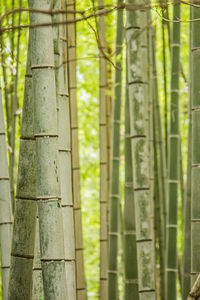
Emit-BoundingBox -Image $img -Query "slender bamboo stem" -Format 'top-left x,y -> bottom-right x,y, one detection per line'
98,0 -> 108,299
126,1 -> 156,299
152,29 -> 166,300
166,1 -> 181,298
9,0 -> 22,211
8,34 -> 37,300
53,1 -> 77,298
124,64 -> 139,300
107,1 -> 123,299
66,1 -> 87,299
29,0 -> 67,298
182,7 -> 192,299
190,0 -> 200,288
0,86 -> 12,300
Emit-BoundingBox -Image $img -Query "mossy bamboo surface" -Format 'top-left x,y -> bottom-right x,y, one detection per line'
166,1 -> 180,298
190,2 -> 200,287
53,1 -> 76,299
66,1 -> 86,299
8,34 -> 37,300
29,0 -> 67,298
124,66 -> 139,300
182,8 -> 192,299
107,1 -> 123,299
0,86 -> 12,300
126,1 -> 156,299
98,1 -> 108,299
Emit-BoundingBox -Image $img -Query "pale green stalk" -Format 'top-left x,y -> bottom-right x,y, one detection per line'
126,1 -> 156,299
166,1 -> 181,298
0,86 -> 12,300
66,1 -> 87,298
29,0 -> 67,298
8,34 -> 37,300
190,0 -> 200,288
98,0 -> 108,299
124,66 -> 138,300
53,1 -> 76,299
108,1 -> 123,299
182,7 -> 192,299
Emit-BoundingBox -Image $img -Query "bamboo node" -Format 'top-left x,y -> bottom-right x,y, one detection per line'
124,279 -> 138,284
108,270 -> 118,274
124,230 -> 136,235
191,219 -> 200,222
166,268 -> 178,272
166,224 -> 178,228
31,65 -> 54,70
110,194 -> 120,198
109,232 -> 119,236
168,179 -> 179,183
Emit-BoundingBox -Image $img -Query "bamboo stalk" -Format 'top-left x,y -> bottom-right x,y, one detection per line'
66,1 -> 87,299
166,0 -> 181,298
124,64 -> 139,300
53,1 -> 76,298
182,7 -> 192,299
126,1 -> 156,299
9,0 -> 22,211
8,34 -> 37,300
0,86 -> 12,300
107,1 -> 123,299
190,0 -> 200,288
98,0 -> 108,299
152,29 -> 166,300
29,0 -> 67,298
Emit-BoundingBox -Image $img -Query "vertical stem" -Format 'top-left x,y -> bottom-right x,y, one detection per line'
66,1 -> 87,299
124,64 -> 139,300
182,7 -> 192,299
98,1 -> 108,299
9,0 -> 22,212
190,0 -> 200,288
126,1 -> 156,299
29,0 -> 67,298
53,1 -> 77,299
8,34 -> 37,300
166,1 -> 181,299
152,29 -> 167,300
107,1 -> 123,299
0,86 -> 12,300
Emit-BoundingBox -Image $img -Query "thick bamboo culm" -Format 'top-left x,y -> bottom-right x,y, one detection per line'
66,0 -> 87,299
29,0 -> 67,298
98,0 -> 108,299
124,66 -> 139,300
126,0 -> 156,299
107,0 -> 123,299
166,1 -> 181,299
182,7 -> 192,299
53,0 -> 77,299
190,1 -> 200,288
0,86 -> 12,300
8,34 -> 37,300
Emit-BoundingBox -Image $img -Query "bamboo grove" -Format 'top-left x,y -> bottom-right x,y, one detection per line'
0,0 -> 200,299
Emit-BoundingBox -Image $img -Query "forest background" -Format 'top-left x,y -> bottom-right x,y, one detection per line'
0,0 -> 190,299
